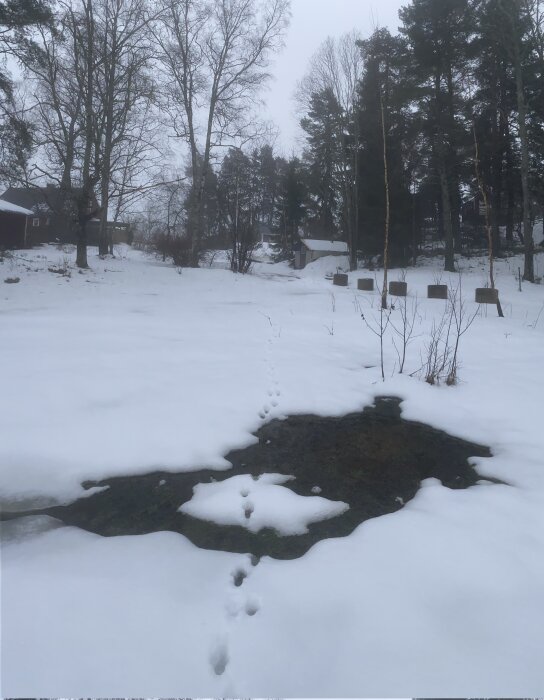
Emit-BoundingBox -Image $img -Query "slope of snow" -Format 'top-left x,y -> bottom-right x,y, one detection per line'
2,244 -> 544,695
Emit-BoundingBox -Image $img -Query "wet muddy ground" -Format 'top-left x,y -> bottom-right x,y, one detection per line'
2,398 -> 496,559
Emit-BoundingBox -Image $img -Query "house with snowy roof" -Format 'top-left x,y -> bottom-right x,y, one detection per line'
0,199 -> 33,248
0,185 -> 131,248
293,237 -> 349,269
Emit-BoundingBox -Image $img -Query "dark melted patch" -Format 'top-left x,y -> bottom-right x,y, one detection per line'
2,398 -> 495,559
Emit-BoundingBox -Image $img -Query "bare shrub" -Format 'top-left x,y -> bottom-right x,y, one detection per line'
423,280 -> 478,386
48,256 -> 71,277
391,295 -> 420,374
153,234 -> 192,267
228,219 -> 256,274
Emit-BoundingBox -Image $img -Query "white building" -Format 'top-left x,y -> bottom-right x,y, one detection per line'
294,238 -> 349,269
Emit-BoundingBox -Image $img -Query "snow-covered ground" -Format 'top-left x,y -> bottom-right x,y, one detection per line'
1,244 -> 544,695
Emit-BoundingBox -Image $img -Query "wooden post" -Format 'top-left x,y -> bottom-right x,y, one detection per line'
333,273 -> 349,287
389,281 -> 407,297
427,284 -> 448,299
475,288 -> 499,304
357,278 -> 374,291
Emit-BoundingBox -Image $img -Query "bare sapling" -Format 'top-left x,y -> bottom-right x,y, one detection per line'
446,281 -> 478,385
472,118 -> 504,317
359,296 -> 393,381
391,295 -> 420,374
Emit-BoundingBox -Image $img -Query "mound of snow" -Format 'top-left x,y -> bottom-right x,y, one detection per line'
179,473 -> 349,535
299,254 -> 350,278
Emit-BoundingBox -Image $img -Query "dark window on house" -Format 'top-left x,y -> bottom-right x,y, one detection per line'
32,218 -> 40,227
46,217 -> 50,226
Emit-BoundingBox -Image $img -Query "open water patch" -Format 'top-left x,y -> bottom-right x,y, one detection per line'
2,397 -> 496,559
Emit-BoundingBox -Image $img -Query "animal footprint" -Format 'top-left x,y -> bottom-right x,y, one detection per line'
232,568 -> 248,587
243,501 -> 254,520
210,640 -> 229,676
245,597 -> 260,617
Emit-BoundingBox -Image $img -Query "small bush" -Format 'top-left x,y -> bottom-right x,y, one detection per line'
153,233 -> 192,267
48,256 -> 71,277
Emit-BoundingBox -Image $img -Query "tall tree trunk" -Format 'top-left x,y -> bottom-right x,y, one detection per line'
98,176 -> 110,256
473,119 -> 504,317
446,65 -> 461,253
434,72 -> 455,271
505,128 -> 515,243
514,50 -> 534,281
76,211 -> 88,268
354,138 -> 360,270
438,146 -> 455,272
380,93 -> 390,310
500,0 -> 535,279
450,173 -> 462,253
491,103 -> 503,254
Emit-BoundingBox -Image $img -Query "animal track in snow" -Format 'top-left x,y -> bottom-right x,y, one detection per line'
245,597 -> 260,617
210,640 -> 229,676
260,317 -> 284,423
243,501 -> 254,520
232,568 -> 248,587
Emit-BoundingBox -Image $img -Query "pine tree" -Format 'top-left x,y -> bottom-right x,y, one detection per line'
400,0 -> 474,271
276,157 -> 307,259
301,88 -> 344,239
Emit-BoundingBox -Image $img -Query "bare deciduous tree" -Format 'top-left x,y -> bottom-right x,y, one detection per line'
154,0 -> 290,267
16,0 -> 104,267
94,0 -> 156,255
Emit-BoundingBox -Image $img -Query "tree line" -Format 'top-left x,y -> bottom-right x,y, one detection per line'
0,0 -> 543,278
0,0 -> 289,267
294,0 -> 544,280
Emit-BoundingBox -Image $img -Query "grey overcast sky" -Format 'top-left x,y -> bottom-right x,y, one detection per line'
264,0 -> 405,155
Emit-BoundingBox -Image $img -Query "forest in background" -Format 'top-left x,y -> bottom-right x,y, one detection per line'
0,0 -> 543,277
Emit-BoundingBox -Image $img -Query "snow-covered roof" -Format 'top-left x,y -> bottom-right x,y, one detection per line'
302,238 -> 349,253
0,199 -> 33,216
